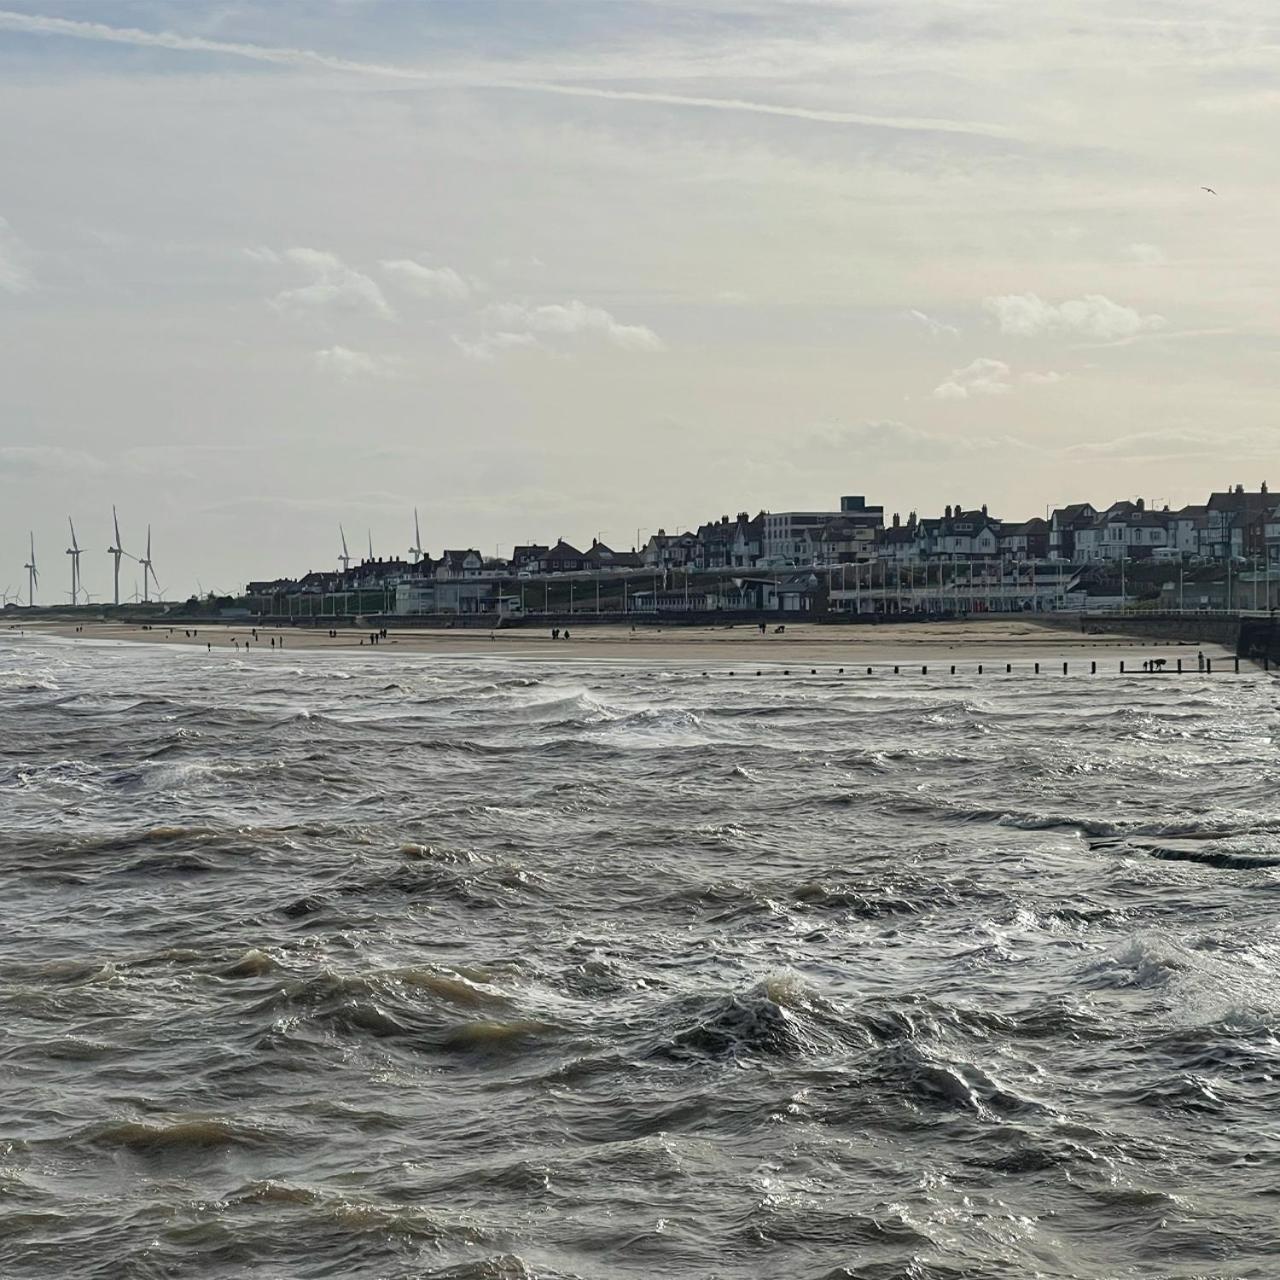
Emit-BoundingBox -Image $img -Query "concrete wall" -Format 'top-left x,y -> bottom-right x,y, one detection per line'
1238,616 -> 1280,665
1079,612 -> 1242,649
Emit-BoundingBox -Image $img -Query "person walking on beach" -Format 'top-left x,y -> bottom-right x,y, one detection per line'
1197,650 -> 1206,672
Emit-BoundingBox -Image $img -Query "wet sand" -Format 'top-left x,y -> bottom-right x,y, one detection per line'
20,618 -> 1232,666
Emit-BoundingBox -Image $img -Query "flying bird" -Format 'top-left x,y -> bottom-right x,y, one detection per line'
1201,186 -> 1217,195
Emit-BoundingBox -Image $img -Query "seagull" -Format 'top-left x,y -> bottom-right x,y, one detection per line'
1201,186 -> 1217,195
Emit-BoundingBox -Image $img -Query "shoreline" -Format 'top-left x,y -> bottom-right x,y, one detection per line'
11,618 -> 1237,666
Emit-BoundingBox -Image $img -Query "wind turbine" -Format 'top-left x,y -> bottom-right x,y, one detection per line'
23,532 -> 38,607
408,508 -> 424,565
66,518 -> 83,604
139,525 -> 159,603
107,506 -> 125,606
338,525 -> 352,574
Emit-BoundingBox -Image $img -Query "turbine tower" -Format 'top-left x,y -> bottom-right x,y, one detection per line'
139,525 -> 158,604
107,506 -> 125,606
408,508 -> 424,564
23,532 -> 38,607
338,525 -> 352,574
66,518 -> 82,604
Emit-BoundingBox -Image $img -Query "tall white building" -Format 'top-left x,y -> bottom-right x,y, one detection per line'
761,496 -> 883,564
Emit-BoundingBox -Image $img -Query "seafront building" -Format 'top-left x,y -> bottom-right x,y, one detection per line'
242,481 -> 1279,619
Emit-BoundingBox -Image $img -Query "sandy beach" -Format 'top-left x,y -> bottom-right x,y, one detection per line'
16,617 -> 1234,667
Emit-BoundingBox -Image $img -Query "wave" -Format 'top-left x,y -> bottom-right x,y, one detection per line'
84,1117 -> 266,1153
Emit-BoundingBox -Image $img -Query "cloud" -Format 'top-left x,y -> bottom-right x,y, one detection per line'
0,217 -> 35,295
380,259 -> 472,301
1021,369 -> 1064,385
809,419 -> 1035,457
908,309 -> 959,337
932,357 -> 1012,400
485,299 -> 664,351
312,346 -> 397,379
453,331 -> 542,361
261,246 -> 394,319
985,292 -> 1165,340
1064,428 -> 1274,463
0,445 -> 105,474
0,10 -> 1017,142
1126,243 -> 1167,266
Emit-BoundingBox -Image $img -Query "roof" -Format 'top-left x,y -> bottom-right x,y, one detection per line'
1054,502 -> 1097,522
545,540 -> 584,558
439,549 -> 482,570
880,526 -> 918,545
583,540 -> 639,566
1000,518 -> 1048,536
1208,489 -> 1273,514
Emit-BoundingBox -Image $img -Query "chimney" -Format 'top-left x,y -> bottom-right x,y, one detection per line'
945,505 -> 952,519
893,512 -> 901,528
1136,498 -> 1145,511
1263,481 -> 1269,495
981,503 -> 988,516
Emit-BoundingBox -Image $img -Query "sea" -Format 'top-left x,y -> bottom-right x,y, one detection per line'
3,633 -> 1279,1280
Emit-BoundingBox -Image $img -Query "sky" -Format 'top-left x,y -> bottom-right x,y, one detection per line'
1,0 -> 1278,599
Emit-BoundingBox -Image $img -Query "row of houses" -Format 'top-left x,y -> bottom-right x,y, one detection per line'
1050,485 -> 1275,563
248,483 -> 1279,604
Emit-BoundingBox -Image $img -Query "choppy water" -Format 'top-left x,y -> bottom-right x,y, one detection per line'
3,635 -> 1280,1279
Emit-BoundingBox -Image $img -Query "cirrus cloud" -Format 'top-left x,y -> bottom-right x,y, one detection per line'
0,216 -> 36,295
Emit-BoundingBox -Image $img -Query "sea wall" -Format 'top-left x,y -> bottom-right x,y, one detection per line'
1237,616 -> 1280,666
1076,611 -> 1280,664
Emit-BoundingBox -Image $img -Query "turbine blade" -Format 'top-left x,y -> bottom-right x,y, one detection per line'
113,505 -> 121,546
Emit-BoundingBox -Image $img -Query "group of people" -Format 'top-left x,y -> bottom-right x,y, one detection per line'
361,628 -> 389,646
1139,650 -> 1209,672
224,629 -> 284,652
550,628 -> 572,640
